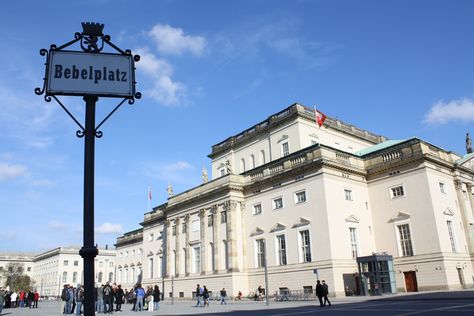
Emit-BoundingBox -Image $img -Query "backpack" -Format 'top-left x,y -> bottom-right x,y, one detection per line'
61,289 -> 67,301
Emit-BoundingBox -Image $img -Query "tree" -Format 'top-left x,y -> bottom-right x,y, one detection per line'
1,263 -> 35,292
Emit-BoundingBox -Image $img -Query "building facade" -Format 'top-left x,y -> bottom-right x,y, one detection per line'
116,103 -> 474,298
0,247 -> 116,296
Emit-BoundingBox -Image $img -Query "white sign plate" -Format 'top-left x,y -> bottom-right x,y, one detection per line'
46,50 -> 134,97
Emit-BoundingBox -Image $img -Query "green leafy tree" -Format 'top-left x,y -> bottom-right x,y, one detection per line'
1,263 -> 35,292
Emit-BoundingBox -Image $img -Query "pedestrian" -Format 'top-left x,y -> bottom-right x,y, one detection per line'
0,287 -> 5,315
96,284 -> 104,313
75,285 -> 84,315
103,281 -> 114,313
146,286 -> 153,311
236,291 -> 242,301
134,284 -> 145,312
220,288 -> 227,305
153,285 -> 161,311
115,284 -> 124,312
33,290 -> 39,308
195,284 -> 202,307
66,285 -> 74,314
315,280 -> 324,307
322,280 -> 331,306
10,291 -> 17,308
27,290 -> 34,309
203,286 -> 209,307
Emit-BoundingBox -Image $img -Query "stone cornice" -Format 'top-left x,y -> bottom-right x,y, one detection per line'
208,103 -> 385,159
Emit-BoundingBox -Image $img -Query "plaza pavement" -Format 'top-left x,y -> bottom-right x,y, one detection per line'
1,290 -> 474,315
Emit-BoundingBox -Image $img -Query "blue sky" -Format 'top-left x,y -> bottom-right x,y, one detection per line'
1,0 -> 473,252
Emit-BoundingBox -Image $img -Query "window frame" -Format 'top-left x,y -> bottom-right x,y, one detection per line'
294,190 -> 307,205
395,221 -> 414,257
298,229 -> 312,263
253,203 -> 263,215
281,142 -> 290,157
389,184 -> 405,199
275,234 -> 287,266
344,189 -> 353,201
255,239 -> 265,268
272,197 -> 284,210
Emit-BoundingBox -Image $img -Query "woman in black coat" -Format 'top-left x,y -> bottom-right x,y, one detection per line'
152,285 -> 161,311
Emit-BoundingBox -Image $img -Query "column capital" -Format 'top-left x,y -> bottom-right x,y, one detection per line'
199,208 -> 206,218
223,200 -> 238,211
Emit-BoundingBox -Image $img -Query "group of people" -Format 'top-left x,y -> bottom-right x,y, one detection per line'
60,282 -> 162,314
315,280 -> 331,307
0,287 -> 40,311
194,284 -> 230,307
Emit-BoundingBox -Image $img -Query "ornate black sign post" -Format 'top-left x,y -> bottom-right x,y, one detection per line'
36,23 -> 140,316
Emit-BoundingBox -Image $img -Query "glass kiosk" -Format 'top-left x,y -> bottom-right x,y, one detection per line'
357,253 -> 396,296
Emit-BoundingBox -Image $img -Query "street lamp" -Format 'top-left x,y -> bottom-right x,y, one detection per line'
263,240 -> 269,306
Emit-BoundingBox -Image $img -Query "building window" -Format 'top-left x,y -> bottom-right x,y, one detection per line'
172,225 -> 177,236
193,246 -> 201,273
253,203 -> 262,215
73,260 -> 79,266
148,258 -> 154,278
192,219 -> 200,232
260,150 -> 266,165
447,220 -> 457,252
294,190 -> 307,204
397,224 -> 414,256
109,261 -> 114,268
439,182 -> 447,194
62,271 -> 67,283
221,211 -> 227,223
99,261 -> 104,267
255,239 -> 265,268
240,158 -> 246,173
272,197 -> 283,210
345,189 -> 353,201
250,154 -> 256,169
390,185 -> 405,198
98,272 -> 103,283
282,142 -> 289,157
300,230 -> 312,262
219,168 -> 225,177
72,272 -> 77,283
63,260 -> 69,266
148,233 -> 154,242
349,227 -> 359,259
108,272 -> 113,283
276,235 -> 287,265
207,215 -> 213,227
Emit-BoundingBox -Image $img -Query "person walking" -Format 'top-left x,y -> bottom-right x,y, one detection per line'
195,284 -> 203,307
33,290 -> 39,308
152,285 -> 161,311
220,288 -> 227,305
115,284 -> 124,312
202,286 -> 209,307
66,285 -> 74,314
315,280 -> 324,307
322,280 -> 331,306
27,290 -> 34,309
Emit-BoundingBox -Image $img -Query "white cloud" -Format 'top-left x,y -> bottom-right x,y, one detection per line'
424,98 -> 474,124
96,222 -> 123,234
164,161 -> 194,172
148,24 -> 206,56
0,162 -> 28,181
136,47 -> 187,106
48,220 -> 65,229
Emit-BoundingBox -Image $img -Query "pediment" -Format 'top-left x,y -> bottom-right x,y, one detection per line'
292,217 -> 311,228
277,135 -> 289,143
388,211 -> 411,223
443,208 -> 455,216
249,227 -> 264,237
147,251 -> 153,257
345,215 -> 360,223
270,223 -> 286,233
156,249 -> 163,255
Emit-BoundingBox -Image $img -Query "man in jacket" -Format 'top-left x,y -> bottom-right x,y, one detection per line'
315,280 -> 324,307
322,280 -> 331,306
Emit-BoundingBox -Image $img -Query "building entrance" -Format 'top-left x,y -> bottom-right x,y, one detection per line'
403,271 -> 418,292
357,253 -> 396,296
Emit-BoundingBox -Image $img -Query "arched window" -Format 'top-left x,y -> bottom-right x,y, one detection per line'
72,271 -> 77,283
250,154 -> 255,169
98,271 -> 103,283
108,272 -> 113,283
259,150 -> 266,165
240,158 -> 246,172
62,271 -> 67,283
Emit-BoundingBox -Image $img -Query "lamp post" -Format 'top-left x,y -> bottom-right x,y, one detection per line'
263,240 -> 269,306
36,23 -> 140,316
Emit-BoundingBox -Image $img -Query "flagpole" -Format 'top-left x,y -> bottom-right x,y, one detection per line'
148,186 -> 152,213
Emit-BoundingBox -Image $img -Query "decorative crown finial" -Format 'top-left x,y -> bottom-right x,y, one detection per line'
81,22 -> 104,36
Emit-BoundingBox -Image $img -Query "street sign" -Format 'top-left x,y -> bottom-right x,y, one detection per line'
46,50 -> 134,98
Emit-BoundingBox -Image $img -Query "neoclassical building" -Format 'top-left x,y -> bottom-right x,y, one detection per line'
116,103 -> 474,298
0,247 -> 116,296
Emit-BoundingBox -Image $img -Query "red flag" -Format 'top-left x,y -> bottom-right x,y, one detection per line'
314,107 -> 327,128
